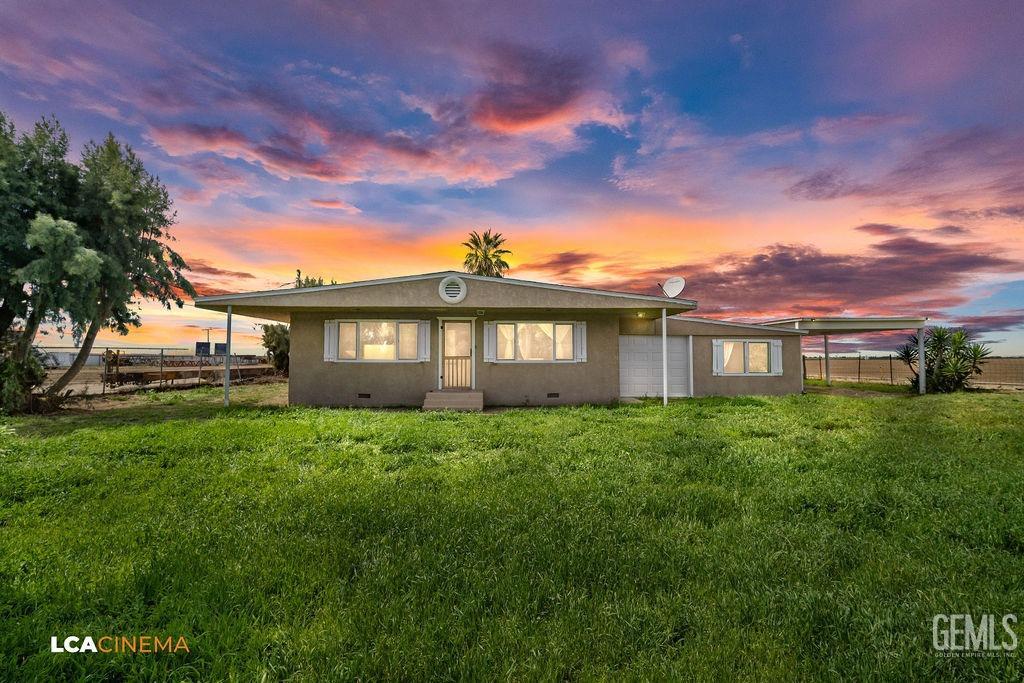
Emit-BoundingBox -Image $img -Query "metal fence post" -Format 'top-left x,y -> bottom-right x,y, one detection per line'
159,349 -> 164,389
889,355 -> 894,384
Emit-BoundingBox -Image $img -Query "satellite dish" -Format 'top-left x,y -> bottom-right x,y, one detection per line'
660,276 -> 686,298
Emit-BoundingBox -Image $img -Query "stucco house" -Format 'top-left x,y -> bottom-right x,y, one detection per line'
194,271 -> 807,409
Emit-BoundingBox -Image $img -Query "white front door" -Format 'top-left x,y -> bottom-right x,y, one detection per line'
440,320 -> 474,389
618,335 -> 691,397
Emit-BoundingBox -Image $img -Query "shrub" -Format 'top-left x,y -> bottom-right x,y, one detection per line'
0,334 -> 47,414
896,327 -> 990,392
261,324 -> 290,374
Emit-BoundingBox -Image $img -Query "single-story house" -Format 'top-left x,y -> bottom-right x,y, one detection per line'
195,271 -> 809,409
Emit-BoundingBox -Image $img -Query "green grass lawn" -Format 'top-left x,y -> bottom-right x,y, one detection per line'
2,385 -> 1022,680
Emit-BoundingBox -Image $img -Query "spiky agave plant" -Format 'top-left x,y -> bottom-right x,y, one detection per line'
461,229 -> 511,277
896,326 -> 991,392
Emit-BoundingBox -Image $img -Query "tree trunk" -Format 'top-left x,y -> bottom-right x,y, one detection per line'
14,292 -> 46,362
0,301 -> 17,338
44,308 -> 106,397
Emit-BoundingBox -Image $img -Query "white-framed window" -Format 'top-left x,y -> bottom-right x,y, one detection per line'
484,321 -> 587,363
324,320 -> 430,362
712,339 -> 783,376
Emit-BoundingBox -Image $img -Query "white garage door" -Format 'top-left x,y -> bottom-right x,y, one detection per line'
619,335 -> 691,397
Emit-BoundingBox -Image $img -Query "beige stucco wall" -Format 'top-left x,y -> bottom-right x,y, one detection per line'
476,313 -> 619,406
620,317 -> 804,397
290,310 -> 804,407
289,311 -> 621,407
689,335 -> 803,397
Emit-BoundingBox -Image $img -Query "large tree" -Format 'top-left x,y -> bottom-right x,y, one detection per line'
0,114 -> 80,337
462,229 -> 511,277
44,134 -> 195,396
14,215 -> 102,363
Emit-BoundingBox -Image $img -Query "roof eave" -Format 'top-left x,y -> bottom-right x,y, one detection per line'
193,270 -> 698,310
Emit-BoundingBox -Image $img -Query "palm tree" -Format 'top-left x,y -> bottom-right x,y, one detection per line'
462,229 -> 511,277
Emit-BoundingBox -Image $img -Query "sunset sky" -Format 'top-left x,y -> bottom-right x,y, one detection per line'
2,0 -> 1022,354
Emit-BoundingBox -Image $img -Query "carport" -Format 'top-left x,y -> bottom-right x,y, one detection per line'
762,317 -> 929,394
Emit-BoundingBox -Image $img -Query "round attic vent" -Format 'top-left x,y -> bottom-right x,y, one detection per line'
438,275 -> 468,304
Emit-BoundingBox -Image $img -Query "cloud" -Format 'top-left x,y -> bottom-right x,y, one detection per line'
139,42 -> 631,187
854,223 -> 908,236
181,257 -> 259,298
948,310 -> 1024,333
149,124 -> 355,183
930,224 -> 970,237
0,2 -> 634,190
468,43 -> 589,134
520,233 -> 1022,322
827,1 -> 1021,99
611,91 -> 804,207
728,34 -> 752,68
785,168 -> 862,201
809,113 -> 916,144
172,156 -> 255,204
518,251 -> 602,278
934,205 -> 1024,223
184,258 -> 256,280
309,198 -> 361,213
603,38 -> 651,75
786,127 -> 1024,215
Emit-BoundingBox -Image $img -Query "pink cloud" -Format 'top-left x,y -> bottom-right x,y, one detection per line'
309,198 -> 361,213
810,113 -> 916,144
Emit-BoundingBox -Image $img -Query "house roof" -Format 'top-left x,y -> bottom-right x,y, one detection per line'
762,316 -> 928,334
194,271 -> 698,322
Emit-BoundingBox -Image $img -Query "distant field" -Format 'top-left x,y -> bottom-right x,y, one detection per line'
1,385 -> 1022,679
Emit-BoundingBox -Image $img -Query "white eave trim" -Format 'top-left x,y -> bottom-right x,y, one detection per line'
193,270 -> 697,308
761,316 -> 929,332
765,316 -> 929,325
672,316 -> 807,335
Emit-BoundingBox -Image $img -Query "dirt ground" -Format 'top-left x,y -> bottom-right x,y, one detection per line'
59,375 -> 290,412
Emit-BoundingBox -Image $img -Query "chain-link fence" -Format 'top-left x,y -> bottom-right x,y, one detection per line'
802,355 -> 1024,388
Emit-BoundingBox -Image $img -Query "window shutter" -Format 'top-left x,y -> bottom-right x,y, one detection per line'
417,320 -> 431,361
770,339 -> 783,375
573,321 -> 587,362
483,322 -> 496,362
712,339 -> 724,375
323,320 -> 339,361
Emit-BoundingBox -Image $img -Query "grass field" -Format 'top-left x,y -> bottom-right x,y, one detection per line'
804,378 -> 914,394
2,384 -> 1022,680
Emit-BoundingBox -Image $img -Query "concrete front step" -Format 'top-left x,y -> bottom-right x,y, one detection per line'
422,390 -> 484,411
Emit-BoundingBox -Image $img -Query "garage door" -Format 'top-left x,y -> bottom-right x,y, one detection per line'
619,335 -> 691,397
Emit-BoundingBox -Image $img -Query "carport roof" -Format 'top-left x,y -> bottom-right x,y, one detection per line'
762,316 -> 928,334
